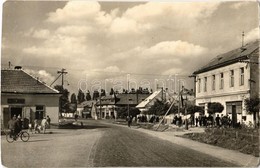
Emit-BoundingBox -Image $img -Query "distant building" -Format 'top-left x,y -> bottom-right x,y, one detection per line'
1,68 -> 61,128
77,100 -> 96,118
96,95 -> 116,119
136,90 -> 163,112
95,93 -> 150,119
192,40 -> 259,125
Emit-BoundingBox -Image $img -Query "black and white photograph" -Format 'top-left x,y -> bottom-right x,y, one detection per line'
1,0 -> 259,167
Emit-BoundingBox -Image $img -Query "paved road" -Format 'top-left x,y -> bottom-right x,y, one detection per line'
1,119 -> 237,167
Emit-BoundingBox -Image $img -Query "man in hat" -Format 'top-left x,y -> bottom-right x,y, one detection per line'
14,115 -> 23,139
8,115 -> 17,140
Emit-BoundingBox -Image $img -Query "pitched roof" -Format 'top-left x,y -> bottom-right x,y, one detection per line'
96,95 -> 115,106
115,93 -> 150,106
1,69 -> 59,94
77,100 -> 95,108
136,90 -> 162,108
193,40 -> 259,75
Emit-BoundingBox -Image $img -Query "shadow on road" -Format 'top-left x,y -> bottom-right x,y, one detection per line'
58,125 -> 110,130
27,139 -> 50,142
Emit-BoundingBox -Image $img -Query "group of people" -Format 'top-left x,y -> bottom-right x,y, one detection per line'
171,114 -> 233,128
7,115 -> 23,140
33,116 -> 51,134
7,114 -> 52,138
194,114 -> 233,128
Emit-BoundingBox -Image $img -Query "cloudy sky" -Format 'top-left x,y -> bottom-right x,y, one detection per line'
1,1 -> 259,95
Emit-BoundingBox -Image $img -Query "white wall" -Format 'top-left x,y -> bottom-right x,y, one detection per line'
196,62 -> 249,99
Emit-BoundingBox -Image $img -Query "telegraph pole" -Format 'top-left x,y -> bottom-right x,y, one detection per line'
127,80 -> 130,118
178,80 -> 181,116
57,68 -> 68,87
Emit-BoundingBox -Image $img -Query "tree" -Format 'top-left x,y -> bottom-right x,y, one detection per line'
130,88 -> 136,94
70,93 -> 77,104
86,90 -> 91,101
77,89 -> 85,104
54,85 -> 70,114
245,98 -> 260,128
109,88 -> 115,95
187,105 -> 204,114
148,99 -> 173,116
129,108 -> 141,117
207,102 -> 224,114
93,90 -> 100,100
101,89 -> 106,97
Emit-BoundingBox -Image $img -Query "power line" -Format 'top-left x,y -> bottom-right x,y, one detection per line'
1,63 -> 191,77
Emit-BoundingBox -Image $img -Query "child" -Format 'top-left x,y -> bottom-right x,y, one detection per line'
34,119 -> 40,134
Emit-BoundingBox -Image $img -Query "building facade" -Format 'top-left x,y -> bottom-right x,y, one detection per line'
1,68 -> 61,128
193,40 -> 259,125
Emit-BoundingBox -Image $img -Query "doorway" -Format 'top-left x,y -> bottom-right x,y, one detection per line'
231,105 -> 237,127
11,107 -> 22,118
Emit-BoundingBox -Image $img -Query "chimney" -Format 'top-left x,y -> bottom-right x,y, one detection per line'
14,66 -> 22,70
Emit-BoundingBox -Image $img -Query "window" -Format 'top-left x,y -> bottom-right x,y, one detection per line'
220,73 -> 224,89
198,78 -> 201,93
240,67 -> 244,85
204,77 -> 207,92
35,105 -> 45,119
212,75 -> 215,90
230,70 -> 234,87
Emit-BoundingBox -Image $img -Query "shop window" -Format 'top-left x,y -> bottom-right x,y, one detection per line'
35,105 -> 45,119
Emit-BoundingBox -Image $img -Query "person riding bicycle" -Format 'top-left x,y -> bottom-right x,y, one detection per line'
14,116 -> 23,138
7,115 -> 17,140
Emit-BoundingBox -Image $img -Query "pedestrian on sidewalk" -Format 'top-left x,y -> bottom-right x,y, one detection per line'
127,116 -> 132,127
46,115 -> 51,129
41,117 -> 47,134
215,114 -> 220,127
195,116 -> 199,127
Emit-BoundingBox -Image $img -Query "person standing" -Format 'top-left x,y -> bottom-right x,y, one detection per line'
195,116 -> 199,127
127,116 -> 132,127
41,117 -> 47,134
8,115 -> 16,140
215,114 -> 220,127
46,115 -> 51,129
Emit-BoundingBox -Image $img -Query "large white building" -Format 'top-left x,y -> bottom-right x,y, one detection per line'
192,40 -> 259,126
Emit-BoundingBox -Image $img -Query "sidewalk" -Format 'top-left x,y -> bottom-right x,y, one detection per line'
133,125 -> 259,167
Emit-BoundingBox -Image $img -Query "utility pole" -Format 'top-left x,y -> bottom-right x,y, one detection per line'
99,95 -> 102,119
178,80 -> 181,116
57,68 -> 68,88
127,80 -> 130,118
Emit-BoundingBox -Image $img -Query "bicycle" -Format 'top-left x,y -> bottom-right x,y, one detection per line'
6,130 -> 30,143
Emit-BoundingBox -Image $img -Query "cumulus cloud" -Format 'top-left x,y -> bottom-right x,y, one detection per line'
47,2 -> 102,24
142,40 -> 208,60
245,28 -> 259,42
25,69 -> 55,84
